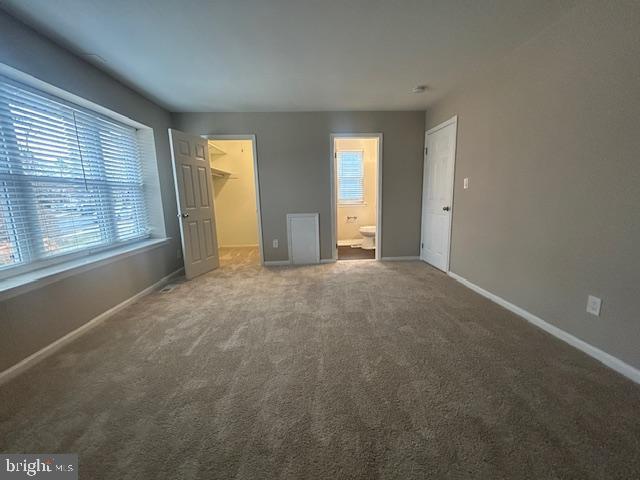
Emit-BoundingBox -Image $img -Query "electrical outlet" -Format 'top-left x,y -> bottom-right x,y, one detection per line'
586,295 -> 602,316
273,239 -> 279,248
463,177 -> 469,189
177,248 -> 182,260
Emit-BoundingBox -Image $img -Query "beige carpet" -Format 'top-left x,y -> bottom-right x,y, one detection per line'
1,258 -> 639,479
218,246 -> 261,267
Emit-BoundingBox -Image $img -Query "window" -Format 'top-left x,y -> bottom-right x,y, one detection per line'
0,75 -> 150,276
336,150 -> 364,204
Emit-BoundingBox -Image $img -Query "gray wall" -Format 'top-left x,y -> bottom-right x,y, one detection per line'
425,1 -> 640,369
172,112 -> 425,261
0,11 -> 182,371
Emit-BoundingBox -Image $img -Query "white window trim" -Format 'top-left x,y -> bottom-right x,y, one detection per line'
0,237 -> 170,301
0,63 -> 169,286
337,201 -> 368,207
0,237 -> 154,281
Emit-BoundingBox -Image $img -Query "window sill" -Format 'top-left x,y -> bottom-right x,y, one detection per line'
338,202 -> 368,207
0,238 -> 171,301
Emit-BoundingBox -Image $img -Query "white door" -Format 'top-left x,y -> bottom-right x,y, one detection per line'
420,118 -> 457,271
169,129 -> 219,279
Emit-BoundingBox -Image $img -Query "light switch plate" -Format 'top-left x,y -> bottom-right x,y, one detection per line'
463,177 -> 469,189
586,295 -> 602,316
273,239 -> 279,248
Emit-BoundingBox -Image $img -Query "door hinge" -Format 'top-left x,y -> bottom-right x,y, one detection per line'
424,147 -> 428,155
334,152 -> 337,158
421,243 -> 424,249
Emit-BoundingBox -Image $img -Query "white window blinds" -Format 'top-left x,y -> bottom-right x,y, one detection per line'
0,75 -> 150,274
337,150 -> 364,203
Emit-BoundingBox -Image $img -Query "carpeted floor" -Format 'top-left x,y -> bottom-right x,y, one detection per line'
218,246 -> 261,267
1,258 -> 639,479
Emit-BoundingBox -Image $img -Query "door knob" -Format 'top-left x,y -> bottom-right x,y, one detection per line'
178,212 -> 189,218
442,206 -> 450,211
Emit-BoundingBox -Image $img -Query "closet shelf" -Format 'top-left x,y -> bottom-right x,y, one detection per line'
211,167 -> 233,178
208,143 -> 226,155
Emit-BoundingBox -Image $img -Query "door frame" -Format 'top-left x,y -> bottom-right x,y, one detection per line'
329,133 -> 383,261
202,134 -> 265,265
421,115 -> 457,272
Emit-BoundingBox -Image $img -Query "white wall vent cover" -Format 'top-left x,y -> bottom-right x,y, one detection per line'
287,213 -> 320,265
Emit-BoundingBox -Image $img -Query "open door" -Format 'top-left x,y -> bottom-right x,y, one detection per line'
420,117 -> 457,271
169,129 -> 219,279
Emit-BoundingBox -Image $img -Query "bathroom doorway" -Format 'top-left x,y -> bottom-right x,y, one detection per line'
330,134 -> 382,261
204,135 -> 263,267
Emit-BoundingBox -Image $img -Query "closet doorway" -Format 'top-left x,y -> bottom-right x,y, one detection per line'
204,135 -> 263,267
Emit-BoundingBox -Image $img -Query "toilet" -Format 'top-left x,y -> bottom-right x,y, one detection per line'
359,225 -> 376,250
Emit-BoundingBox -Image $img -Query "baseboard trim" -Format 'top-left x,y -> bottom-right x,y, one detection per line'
219,244 -> 259,248
264,260 -> 290,266
0,267 -> 184,386
337,239 -> 363,247
264,259 -> 334,266
448,271 -> 640,384
380,256 -> 420,261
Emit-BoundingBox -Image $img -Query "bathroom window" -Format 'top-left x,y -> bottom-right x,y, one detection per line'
337,150 -> 364,204
0,74 -> 150,277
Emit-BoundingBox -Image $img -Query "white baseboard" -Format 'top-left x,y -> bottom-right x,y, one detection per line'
380,256 -> 420,261
0,267 -> 184,386
264,260 -> 290,266
265,259 -> 334,266
219,244 -> 259,248
337,239 -> 363,247
448,271 -> 640,384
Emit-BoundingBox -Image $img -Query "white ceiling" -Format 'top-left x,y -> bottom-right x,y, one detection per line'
0,0 -> 575,112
